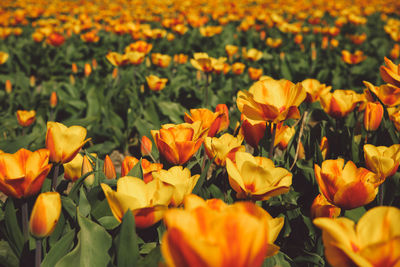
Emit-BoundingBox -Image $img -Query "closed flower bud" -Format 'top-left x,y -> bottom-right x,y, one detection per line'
364,102 -> 383,131
29,192 -> 61,239
5,80 -> 12,94
84,63 -> 92,77
82,155 -> 94,186
50,91 -> 57,108
103,155 -> 116,179
140,136 -> 153,156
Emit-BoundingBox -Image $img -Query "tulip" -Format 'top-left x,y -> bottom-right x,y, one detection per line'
274,122 -> 295,149
151,121 -> 208,165
363,144 -> 400,183
341,50 -> 366,64
204,133 -> 245,166
140,136 -> 153,156
126,51 -> 146,65
16,110 -> 36,127
151,53 -> 171,68
380,57 -> 400,87
173,54 -> 188,64
50,91 -> 57,108
314,159 -> 378,209
29,192 -> 61,239
0,51 -> 9,64
184,106 -> 228,137
125,40 -> 153,54
121,156 -> 163,183
242,48 -> 263,61
319,90 -> 364,118
46,32 -> 65,47
363,102 -> 383,131
248,67 -> 263,81
301,79 -> 331,103
237,77 -> 306,124
320,137 -> 329,160
152,166 -> 200,206
71,63 -> 78,73
190,53 -> 226,73
80,31 -> 100,43
226,152 -> 292,200
103,155 -> 116,179
225,45 -> 239,60
29,75 -> 36,87
82,155 -> 95,186
45,122 -> 90,164
231,62 -> 245,75
63,153 -> 83,182
0,148 -> 52,198
106,52 -> 130,67
5,80 -> 12,94
266,37 -> 282,48
240,117 -> 266,148
363,81 -> 400,107
161,194 -> 284,267
314,206 -> 400,267
145,75 -> 168,91
84,63 -> 92,77
199,25 -> 223,37
101,177 -> 174,228
310,193 -> 341,219
390,44 -> 400,60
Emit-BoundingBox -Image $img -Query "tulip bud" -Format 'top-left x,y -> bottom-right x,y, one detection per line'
16,110 -> 36,127
84,63 -> 92,77
364,102 -> 383,131
112,68 -> 118,79
29,192 -> 61,239
82,155 -> 94,186
140,136 -> 152,156
29,75 -> 36,87
103,155 -> 116,179
71,63 -> 78,73
70,74 -> 75,85
92,58 -> 98,70
50,91 -> 57,108
5,80 -> 12,93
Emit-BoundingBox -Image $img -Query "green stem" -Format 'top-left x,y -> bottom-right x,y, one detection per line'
203,73 -> 210,108
269,123 -> 277,159
52,164 -> 60,191
35,239 -> 41,267
21,201 -> 29,242
378,184 -> 384,206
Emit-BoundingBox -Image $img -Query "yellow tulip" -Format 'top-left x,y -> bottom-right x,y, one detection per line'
319,90 -> 364,118
225,45 -> 239,59
314,206 -> 400,267
237,77 -> 306,123
45,122 -> 90,164
226,152 -> 292,200
204,133 -> 245,166
364,81 -> 400,107
363,144 -> 400,182
29,192 -> 61,239
161,194 -> 284,267
0,51 -> 9,65
151,53 -> 171,68
16,110 -> 36,127
184,105 -> 229,137
145,75 -> 168,91
63,153 -> 83,182
314,159 -> 378,209
242,48 -> 263,61
380,57 -> 400,88
231,62 -> 245,75
152,166 -> 200,206
301,78 -> 331,103
101,177 -> 174,228
310,193 -> 341,219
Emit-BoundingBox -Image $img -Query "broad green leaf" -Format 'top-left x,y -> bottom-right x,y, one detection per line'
127,158 -> 143,179
0,240 -> 19,267
116,211 -> 139,267
4,199 -> 24,257
42,231 -> 75,267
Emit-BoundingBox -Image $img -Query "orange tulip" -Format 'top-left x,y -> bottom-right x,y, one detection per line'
0,148 -> 52,198
46,32 -> 65,47
145,75 -> 168,91
80,31 -> 99,43
121,156 -> 162,183
184,106 -> 228,137
310,193 -> 341,219
173,54 -> 188,64
314,206 -> 400,267
45,122 -> 90,164
274,122 -> 295,149
248,67 -> 263,81
390,44 -> 400,60
103,155 -> 116,179
266,37 -> 282,48
341,50 -> 366,64
151,122 -> 207,165
314,159 -> 378,209
16,110 -> 36,127
162,194 -> 284,267
364,81 -> 400,107
226,152 -> 292,201
204,133 -> 245,166
140,136 -> 153,156
237,77 -> 306,124
5,80 -> 12,94
380,57 -> 400,87
126,51 -> 146,65
50,91 -> 57,108
231,62 -> 245,75
301,79 -> 331,103
319,90 -> 364,118
190,53 -> 226,73
101,177 -> 174,228
106,52 -> 130,67
240,117 -> 266,148
29,192 -> 61,238
363,102 -> 383,131
84,63 -> 92,77
151,53 -> 171,68
71,63 -> 78,73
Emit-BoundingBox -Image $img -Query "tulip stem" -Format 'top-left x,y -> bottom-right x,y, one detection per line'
290,111 -> 309,171
35,239 -> 41,267
52,164 -> 60,191
21,201 -> 29,242
203,73 -> 210,108
269,123 -> 277,159
378,185 -> 384,206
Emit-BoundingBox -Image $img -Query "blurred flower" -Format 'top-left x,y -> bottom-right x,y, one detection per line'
199,25 -> 223,37
314,206 -> 400,267
29,75 -> 36,87
226,152 -> 292,200
301,79 -> 331,103
80,31 -> 99,43
364,144 -> 400,183
341,50 -> 366,64
225,44 -> 239,60
319,90 -> 364,118
84,63 -> 92,77
0,51 -> 9,64
266,37 -> 282,48
16,110 -> 36,127
46,32 -> 65,47
173,54 -> 188,64
242,48 -> 263,61
248,67 -> 263,81
45,122 -> 90,164
349,33 -> 367,45
141,136 -> 153,156
184,106 -> 228,137
380,57 -> 400,87
29,192 -> 61,239
121,156 -> 162,183
145,75 -> 168,91
151,53 -> 171,68
50,91 -> 57,108
103,155 -> 116,179
5,80 -> 12,94
237,77 -> 306,124
162,194 -> 284,267
204,133 -> 245,166
0,148 -> 52,198
126,51 -> 146,65
231,62 -> 245,75
125,40 -> 153,54
363,102 -> 383,131
101,176 -> 174,228
310,193 -> 341,219
63,153 -> 83,182
190,53 -> 226,73
320,137 -> 329,160
314,158 -> 378,209
152,166 -> 200,206
390,44 -> 400,60
105,52 -> 129,67
151,121 -> 207,165
363,81 -> 400,107
71,63 -> 78,73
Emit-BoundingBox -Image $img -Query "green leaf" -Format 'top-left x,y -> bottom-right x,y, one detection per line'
192,157 -> 213,195
55,209 -> 112,267
127,158 -> 143,179
42,231 -> 75,267
97,216 -> 120,230
0,240 -> 19,267
263,252 -> 293,267
158,101 -> 185,124
116,211 -> 139,267
79,187 -> 91,217
4,199 -> 24,257
344,206 -> 366,223
137,246 -> 162,267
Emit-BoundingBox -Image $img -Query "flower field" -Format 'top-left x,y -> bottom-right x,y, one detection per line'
1,0 -> 400,266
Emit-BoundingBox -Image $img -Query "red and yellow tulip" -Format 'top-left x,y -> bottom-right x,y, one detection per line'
16,110 -> 36,127
204,133 -> 245,166
29,192 -> 61,238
